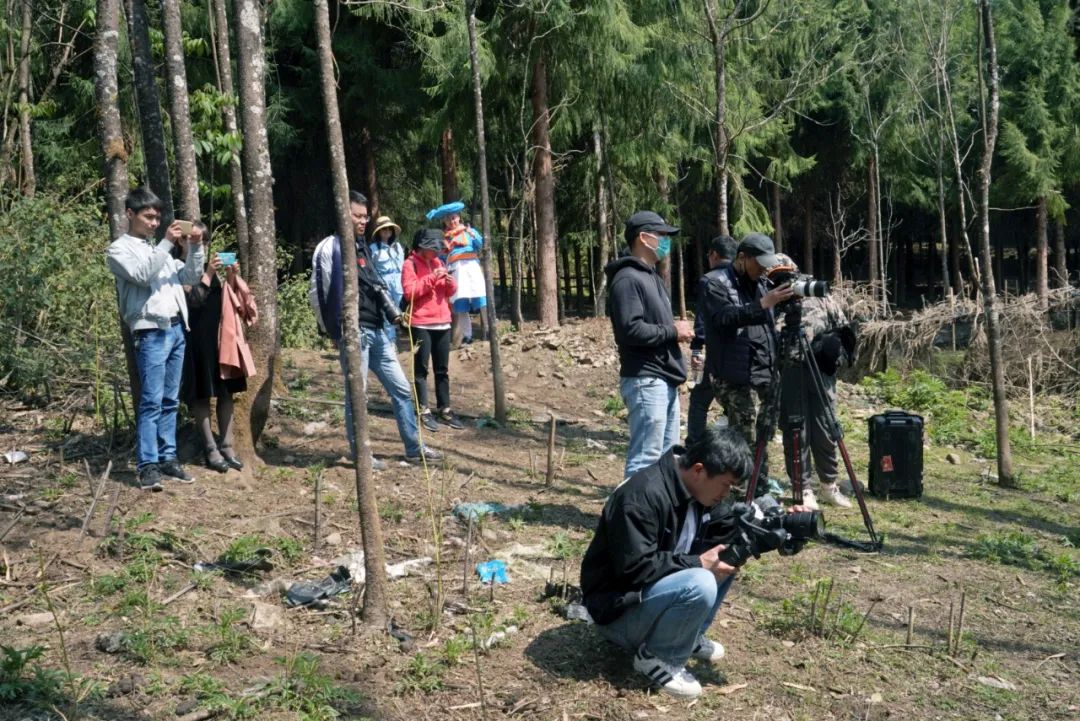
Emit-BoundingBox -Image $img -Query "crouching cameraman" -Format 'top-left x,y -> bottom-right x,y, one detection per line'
581,427 -> 812,699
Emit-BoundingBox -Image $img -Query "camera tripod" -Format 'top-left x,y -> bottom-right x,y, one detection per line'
743,301 -> 882,552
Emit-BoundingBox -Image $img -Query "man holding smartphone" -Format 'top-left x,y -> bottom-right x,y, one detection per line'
106,187 -> 205,491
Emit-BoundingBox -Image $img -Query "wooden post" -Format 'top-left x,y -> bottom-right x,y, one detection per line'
314,468 -> 322,553
906,605 -> 915,646
545,413 -> 557,486
1028,356 -> 1035,440
462,517 -> 473,595
954,590 -> 967,656
947,600 -> 955,653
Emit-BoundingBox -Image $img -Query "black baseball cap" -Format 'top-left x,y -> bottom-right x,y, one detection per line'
736,232 -> 779,269
624,210 -> 680,245
414,228 -> 444,251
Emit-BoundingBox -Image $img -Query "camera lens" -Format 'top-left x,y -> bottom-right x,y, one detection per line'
792,280 -> 829,298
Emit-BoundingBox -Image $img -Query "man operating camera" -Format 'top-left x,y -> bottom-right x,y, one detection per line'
701,233 -> 793,493
581,427 -> 814,699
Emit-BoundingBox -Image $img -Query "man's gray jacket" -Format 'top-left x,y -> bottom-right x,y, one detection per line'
106,234 -> 204,331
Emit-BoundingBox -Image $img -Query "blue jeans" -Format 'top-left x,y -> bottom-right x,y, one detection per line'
339,326 -> 421,458
596,569 -> 734,667
620,376 -> 681,479
134,323 -> 186,469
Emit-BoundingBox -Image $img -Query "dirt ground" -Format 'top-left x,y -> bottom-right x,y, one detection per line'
1,317 -> 1077,721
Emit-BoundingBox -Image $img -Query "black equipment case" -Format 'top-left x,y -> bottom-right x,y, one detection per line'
867,411 -> 924,499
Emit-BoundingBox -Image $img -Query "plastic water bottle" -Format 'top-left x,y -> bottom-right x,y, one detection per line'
690,351 -> 704,387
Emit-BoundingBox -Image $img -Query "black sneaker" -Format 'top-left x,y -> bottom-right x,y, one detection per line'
419,410 -> 440,433
138,464 -> 163,492
405,447 -> 444,464
438,409 -> 465,430
159,460 -> 195,484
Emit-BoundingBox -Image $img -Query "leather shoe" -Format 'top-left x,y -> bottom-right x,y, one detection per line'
205,451 -> 229,473
220,447 -> 244,470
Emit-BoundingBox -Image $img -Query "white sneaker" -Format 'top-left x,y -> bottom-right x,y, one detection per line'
799,488 -> 820,510
691,635 -> 725,663
633,645 -> 702,699
819,483 -> 853,508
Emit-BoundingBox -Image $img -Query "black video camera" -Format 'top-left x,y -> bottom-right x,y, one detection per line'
697,495 -> 825,567
767,265 -> 829,299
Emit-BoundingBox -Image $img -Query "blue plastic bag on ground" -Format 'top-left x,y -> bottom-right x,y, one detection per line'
476,559 -> 509,585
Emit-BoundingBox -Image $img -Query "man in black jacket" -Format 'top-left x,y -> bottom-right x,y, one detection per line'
605,210 -> 695,480
701,233 -> 793,491
686,234 -> 738,447
580,427 -> 750,699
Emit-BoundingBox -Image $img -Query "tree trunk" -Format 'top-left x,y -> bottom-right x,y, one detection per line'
703,0 -> 730,236
655,169 -> 672,296
573,242 -> 585,316
510,194 -> 524,327
17,0 -> 34,197
125,0 -> 174,228
497,243 -> 507,302
771,181 -> 783,252
592,126 -> 609,317
950,211 -> 964,294
210,0 -> 249,260
530,51 -> 559,327
161,0 -> 199,220
95,0 -> 138,407
937,153 -> 950,301
1054,219 -> 1068,287
976,0 -> 1013,486
439,126 -> 458,202
466,0 -> 506,422
802,196 -> 814,276
867,154 -> 879,295
231,0 -> 278,455
312,0 -> 388,626
1035,196 -> 1049,308
556,242 -> 566,323
361,127 -> 380,219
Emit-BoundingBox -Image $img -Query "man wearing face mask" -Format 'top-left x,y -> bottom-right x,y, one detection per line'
701,233 -> 794,493
605,211 -> 695,480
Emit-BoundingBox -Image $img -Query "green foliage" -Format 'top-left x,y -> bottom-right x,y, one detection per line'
860,369 -> 985,447
0,195 -> 117,394
205,607 -> 252,666
395,653 -> 445,695
270,652 -> 363,720
122,616 -> 191,664
279,273 -> 323,349
0,646 -> 64,706
970,529 -> 1079,586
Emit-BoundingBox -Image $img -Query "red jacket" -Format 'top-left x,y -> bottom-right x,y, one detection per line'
401,253 -> 456,327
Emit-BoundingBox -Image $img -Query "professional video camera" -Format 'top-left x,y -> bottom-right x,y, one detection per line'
697,495 -> 825,567
765,259 -> 829,299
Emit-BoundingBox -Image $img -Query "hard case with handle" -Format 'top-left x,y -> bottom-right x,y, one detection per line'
868,410 -> 924,499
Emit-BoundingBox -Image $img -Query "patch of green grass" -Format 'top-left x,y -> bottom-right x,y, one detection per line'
396,653 -> 445,694
0,645 -> 64,707
122,615 -> 190,664
970,529 -> 1079,586
204,607 -> 252,666
441,635 -> 470,666
602,394 -> 624,416
270,652 -> 363,719
379,500 -> 405,524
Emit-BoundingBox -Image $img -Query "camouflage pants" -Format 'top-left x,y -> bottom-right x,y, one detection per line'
711,376 -> 780,488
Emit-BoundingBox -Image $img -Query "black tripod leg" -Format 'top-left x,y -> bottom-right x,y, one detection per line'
745,434 -> 767,503
837,438 -> 880,547
798,332 -> 882,550
791,431 -> 803,505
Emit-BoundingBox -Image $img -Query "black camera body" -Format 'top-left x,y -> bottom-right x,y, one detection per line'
767,268 -> 829,299
697,495 -> 825,567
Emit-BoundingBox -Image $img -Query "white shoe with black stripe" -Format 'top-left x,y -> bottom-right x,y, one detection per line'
632,645 -> 702,699
691,635 -> 725,663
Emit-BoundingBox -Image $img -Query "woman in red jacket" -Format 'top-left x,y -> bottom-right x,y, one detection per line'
402,229 -> 463,432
